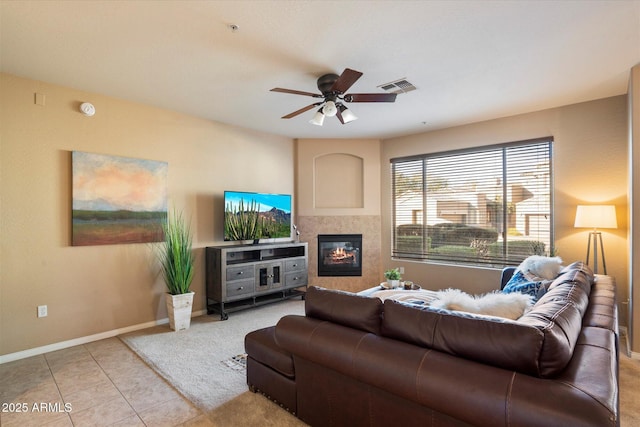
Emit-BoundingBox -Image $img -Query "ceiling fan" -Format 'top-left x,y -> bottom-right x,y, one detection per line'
270,68 -> 397,126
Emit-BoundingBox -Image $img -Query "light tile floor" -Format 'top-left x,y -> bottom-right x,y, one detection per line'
0,337 -> 215,427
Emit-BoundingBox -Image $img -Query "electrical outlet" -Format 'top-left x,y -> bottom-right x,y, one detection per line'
398,267 -> 405,274
37,305 -> 47,318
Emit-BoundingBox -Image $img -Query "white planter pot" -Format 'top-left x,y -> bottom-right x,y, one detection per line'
389,280 -> 400,289
166,291 -> 194,331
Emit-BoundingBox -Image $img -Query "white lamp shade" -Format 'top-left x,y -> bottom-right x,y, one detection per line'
309,110 -> 325,126
322,101 -> 337,117
340,108 -> 358,123
574,205 -> 617,229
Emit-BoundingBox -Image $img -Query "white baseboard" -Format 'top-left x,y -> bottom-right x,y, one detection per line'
0,309 -> 206,365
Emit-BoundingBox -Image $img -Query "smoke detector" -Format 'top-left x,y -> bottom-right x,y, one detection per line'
80,102 -> 96,116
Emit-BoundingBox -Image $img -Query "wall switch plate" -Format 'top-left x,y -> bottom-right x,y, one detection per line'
399,267 -> 405,274
37,305 -> 47,318
34,93 -> 46,106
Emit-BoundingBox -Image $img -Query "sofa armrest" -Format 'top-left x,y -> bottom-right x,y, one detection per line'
275,314 -> 373,373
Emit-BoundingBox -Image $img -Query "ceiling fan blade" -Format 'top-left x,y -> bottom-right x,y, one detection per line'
330,68 -> 363,94
271,87 -> 323,98
281,103 -> 322,119
344,93 -> 397,103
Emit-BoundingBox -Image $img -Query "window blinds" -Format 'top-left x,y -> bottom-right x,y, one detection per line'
391,138 -> 552,267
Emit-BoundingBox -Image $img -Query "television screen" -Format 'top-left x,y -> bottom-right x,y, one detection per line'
224,191 -> 292,241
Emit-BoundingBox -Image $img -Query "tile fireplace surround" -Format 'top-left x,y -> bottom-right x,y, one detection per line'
297,215 -> 381,293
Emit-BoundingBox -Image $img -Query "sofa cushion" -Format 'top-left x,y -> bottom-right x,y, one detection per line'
305,286 -> 383,334
582,275 -> 617,332
512,263 -> 593,376
382,300 -> 546,376
381,263 -> 594,377
558,260 -> 593,278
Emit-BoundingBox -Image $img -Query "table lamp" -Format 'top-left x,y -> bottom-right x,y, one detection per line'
574,205 -> 617,274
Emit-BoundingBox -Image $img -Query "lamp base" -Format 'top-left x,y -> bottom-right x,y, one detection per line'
585,231 -> 607,274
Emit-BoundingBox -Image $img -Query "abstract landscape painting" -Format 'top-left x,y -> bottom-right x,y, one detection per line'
72,151 -> 168,246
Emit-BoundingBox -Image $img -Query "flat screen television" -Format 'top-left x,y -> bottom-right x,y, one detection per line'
224,190 -> 292,242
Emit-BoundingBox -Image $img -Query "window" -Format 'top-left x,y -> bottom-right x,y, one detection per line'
391,138 -> 553,267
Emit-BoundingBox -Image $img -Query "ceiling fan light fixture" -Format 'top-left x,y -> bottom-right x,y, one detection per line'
271,68 -> 397,123
322,100 -> 337,117
338,104 -> 358,123
309,108 -> 325,126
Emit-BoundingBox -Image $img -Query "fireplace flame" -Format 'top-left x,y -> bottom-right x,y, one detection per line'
326,246 -> 356,265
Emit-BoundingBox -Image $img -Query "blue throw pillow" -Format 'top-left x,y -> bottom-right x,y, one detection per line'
504,270 -> 527,289
503,270 -> 549,300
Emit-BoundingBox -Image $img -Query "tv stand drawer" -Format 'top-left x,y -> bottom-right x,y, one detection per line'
227,265 -> 255,281
226,280 -> 255,298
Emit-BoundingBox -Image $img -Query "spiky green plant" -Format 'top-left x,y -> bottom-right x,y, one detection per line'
158,210 -> 194,295
224,199 -> 261,240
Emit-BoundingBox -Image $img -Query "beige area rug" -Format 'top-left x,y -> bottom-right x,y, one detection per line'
120,299 -> 307,426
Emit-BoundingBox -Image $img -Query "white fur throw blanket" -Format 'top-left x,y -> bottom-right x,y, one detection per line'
430,288 -> 532,320
371,288 -> 532,320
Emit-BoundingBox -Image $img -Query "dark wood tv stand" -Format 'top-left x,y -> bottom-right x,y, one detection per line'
205,242 -> 308,320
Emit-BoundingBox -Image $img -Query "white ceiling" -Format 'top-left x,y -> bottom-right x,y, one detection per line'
1,0 -> 639,139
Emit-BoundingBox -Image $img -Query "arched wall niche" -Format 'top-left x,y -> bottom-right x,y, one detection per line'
314,153 -> 363,208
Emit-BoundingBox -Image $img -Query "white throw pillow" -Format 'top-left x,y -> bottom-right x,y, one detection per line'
430,288 -> 533,320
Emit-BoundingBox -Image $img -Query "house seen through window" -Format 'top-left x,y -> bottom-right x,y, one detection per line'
391,138 -> 553,267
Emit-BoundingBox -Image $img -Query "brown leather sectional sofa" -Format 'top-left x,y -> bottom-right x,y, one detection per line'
245,261 -> 619,426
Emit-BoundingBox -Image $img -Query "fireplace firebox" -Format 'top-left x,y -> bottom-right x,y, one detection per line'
317,234 -> 362,277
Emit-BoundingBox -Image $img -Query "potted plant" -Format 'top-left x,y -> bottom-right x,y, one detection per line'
384,268 -> 402,289
158,210 -> 195,331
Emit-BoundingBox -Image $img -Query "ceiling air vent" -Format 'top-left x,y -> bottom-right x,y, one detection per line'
378,78 -> 417,94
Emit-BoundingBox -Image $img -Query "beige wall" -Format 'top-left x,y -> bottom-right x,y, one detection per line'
381,96 -> 629,314
0,73 -> 295,356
